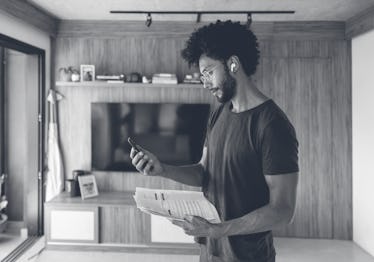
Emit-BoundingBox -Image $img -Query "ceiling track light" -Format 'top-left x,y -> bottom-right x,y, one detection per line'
145,12 -> 152,27
110,10 -> 295,27
247,13 -> 252,28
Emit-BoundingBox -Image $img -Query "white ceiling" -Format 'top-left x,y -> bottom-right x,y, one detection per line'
28,0 -> 374,22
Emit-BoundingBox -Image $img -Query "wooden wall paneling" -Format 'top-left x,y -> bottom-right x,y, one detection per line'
330,41 -> 352,239
100,206 -> 151,244
259,40 -> 331,59
311,58 -> 334,238
55,37 -> 196,82
259,40 -> 336,238
281,58 -> 311,238
57,21 -> 345,41
94,172 -> 200,192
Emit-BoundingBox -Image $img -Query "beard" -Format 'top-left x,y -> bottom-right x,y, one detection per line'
215,66 -> 236,103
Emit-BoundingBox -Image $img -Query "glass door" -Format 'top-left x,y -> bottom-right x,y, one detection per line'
0,34 -> 45,261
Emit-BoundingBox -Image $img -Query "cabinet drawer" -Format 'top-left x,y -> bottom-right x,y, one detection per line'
99,206 -> 151,244
45,205 -> 99,243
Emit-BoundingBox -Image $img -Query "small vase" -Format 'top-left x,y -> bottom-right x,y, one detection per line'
59,67 -> 73,82
71,72 -> 80,82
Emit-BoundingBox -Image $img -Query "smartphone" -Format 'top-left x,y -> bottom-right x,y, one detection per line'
128,137 -> 141,153
128,137 -> 154,172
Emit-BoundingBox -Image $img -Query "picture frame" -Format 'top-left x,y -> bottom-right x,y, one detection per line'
80,64 -> 95,82
78,174 -> 99,200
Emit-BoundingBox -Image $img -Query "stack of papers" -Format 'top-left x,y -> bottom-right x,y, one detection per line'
133,187 -> 221,223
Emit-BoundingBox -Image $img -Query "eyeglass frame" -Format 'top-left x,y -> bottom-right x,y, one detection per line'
200,64 -> 220,84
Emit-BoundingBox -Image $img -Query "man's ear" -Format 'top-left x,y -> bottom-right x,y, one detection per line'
227,55 -> 240,73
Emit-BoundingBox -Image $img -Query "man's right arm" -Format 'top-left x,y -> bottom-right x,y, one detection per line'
130,146 -> 207,188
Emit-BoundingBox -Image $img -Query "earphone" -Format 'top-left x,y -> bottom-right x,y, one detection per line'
230,62 -> 237,72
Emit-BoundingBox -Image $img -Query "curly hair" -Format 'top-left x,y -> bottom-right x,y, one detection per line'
181,20 -> 260,77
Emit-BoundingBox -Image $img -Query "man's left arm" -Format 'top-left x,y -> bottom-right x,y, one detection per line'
173,172 -> 298,238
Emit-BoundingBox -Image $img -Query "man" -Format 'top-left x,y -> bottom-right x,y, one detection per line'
130,20 -> 299,262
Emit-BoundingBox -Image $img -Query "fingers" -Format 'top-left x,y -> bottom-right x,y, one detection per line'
171,220 -> 186,228
130,147 -> 138,158
184,215 -> 194,223
170,216 -> 212,237
135,155 -> 149,171
171,220 -> 193,235
132,151 -> 151,173
144,160 -> 154,174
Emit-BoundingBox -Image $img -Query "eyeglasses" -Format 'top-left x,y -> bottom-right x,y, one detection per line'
200,65 -> 219,84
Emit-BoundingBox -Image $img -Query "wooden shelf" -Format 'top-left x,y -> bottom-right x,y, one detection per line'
55,81 -> 204,89
46,191 -> 136,207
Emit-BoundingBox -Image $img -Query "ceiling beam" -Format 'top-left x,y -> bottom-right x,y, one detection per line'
345,4 -> 374,38
0,0 -> 58,36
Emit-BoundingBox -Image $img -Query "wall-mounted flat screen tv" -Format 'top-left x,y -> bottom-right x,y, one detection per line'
91,102 -> 211,172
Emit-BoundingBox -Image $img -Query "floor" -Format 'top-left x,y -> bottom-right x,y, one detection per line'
16,237 -> 374,262
0,232 -> 26,261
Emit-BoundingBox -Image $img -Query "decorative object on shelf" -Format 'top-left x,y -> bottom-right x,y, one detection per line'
71,69 -> 80,82
142,76 -> 151,83
65,179 -> 79,197
45,89 -> 65,202
80,65 -> 95,82
96,74 -> 125,82
126,72 -> 142,83
183,72 -> 201,84
70,169 -> 89,196
58,66 -> 73,82
78,174 -> 99,200
152,73 -> 178,84
0,174 -> 8,233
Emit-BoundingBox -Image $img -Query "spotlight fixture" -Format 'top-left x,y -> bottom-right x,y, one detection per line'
246,13 -> 252,28
145,13 -> 152,27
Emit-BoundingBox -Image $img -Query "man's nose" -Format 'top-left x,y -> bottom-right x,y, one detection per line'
202,81 -> 212,89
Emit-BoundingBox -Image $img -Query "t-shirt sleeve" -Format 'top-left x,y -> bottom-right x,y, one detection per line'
260,118 -> 299,175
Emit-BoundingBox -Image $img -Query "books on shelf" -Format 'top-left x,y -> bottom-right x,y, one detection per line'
133,187 -> 221,223
96,75 -> 124,80
152,73 -> 178,84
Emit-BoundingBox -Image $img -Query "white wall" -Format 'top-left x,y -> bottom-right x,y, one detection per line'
0,10 -> 51,91
352,29 -> 374,257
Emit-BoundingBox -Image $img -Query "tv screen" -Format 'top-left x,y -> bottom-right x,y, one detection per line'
91,102 -> 211,172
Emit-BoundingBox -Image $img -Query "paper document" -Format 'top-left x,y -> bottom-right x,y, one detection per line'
133,187 -> 221,224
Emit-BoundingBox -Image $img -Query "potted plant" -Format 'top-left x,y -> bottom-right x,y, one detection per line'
58,66 -> 74,82
0,174 -> 8,233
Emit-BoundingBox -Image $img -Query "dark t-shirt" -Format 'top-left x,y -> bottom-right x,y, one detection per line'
202,99 -> 299,262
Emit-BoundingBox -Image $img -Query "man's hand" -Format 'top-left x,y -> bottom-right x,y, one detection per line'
171,215 -> 222,238
130,145 -> 164,176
